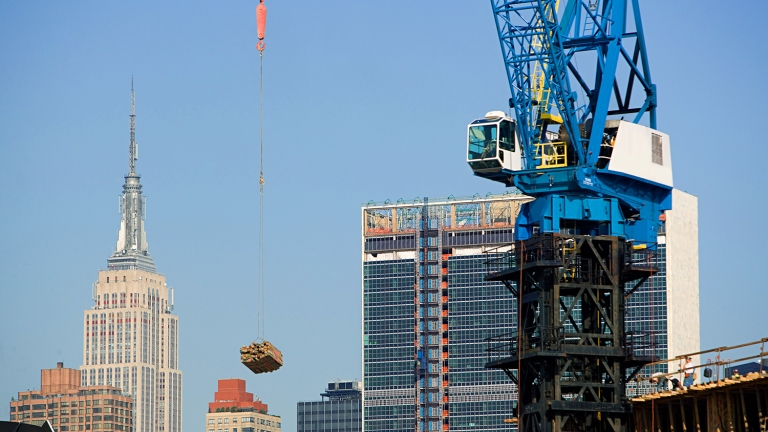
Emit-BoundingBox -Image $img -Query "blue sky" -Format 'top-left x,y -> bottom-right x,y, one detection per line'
2,1 -> 767,431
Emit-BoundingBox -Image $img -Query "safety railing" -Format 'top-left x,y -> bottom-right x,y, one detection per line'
534,141 -> 568,168
626,246 -> 656,270
485,234 -> 630,277
486,331 -> 518,364
628,336 -> 768,397
625,331 -> 657,359
486,326 -> 565,365
483,245 -> 519,275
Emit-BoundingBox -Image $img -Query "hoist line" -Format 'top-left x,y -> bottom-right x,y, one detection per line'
258,50 -> 265,340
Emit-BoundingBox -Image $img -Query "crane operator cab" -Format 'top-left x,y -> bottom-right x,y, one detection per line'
466,111 -> 522,173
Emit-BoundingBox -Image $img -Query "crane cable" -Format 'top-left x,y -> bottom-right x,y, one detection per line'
258,49 -> 265,340
256,0 -> 266,341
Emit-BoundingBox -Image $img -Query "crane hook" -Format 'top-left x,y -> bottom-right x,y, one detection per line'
256,0 -> 267,52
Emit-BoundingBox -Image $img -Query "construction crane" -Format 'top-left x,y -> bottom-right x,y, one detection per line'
468,1 -> 670,431
468,0 -> 671,248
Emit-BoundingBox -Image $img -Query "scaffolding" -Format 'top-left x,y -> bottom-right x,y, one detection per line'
363,193 -> 531,236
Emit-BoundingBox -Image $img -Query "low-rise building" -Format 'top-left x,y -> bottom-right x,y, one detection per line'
8,363 -> 133,432
205,379 -> 280,432
296,380 -> 362,432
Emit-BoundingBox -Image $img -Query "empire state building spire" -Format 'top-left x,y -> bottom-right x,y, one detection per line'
107,81 -> 157,273
129,77 -> 137,174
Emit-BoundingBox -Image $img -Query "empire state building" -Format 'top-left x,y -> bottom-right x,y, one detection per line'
80,85 -> 183,432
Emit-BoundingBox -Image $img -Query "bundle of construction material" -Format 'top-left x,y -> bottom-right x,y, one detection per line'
240,340 -> 283,374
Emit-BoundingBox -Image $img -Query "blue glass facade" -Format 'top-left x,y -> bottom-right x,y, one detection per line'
447,255 -> 517,431
363,196 -> 528,432
626,243 -> 669,395
297,381 -> 363,432
363,260 -> 415,432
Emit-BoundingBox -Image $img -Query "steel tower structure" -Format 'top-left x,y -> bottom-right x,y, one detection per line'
484,234 -> 655,431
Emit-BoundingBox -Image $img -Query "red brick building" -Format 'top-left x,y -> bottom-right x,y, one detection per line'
8,363 -> 133,432
205,379 -> 279,432
208,379 -> 267,413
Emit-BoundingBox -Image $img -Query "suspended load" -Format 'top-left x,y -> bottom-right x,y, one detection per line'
240,340 -> 283,374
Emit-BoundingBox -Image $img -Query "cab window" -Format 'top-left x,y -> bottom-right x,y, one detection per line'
468,124 -> 497,160
498,120 -> 514,151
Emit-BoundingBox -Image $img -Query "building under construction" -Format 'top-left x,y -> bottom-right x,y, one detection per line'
361,190 -> 699,432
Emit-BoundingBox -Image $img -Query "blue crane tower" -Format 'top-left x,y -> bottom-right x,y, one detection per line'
467,0 -> 672,248
467,1 -> 670,430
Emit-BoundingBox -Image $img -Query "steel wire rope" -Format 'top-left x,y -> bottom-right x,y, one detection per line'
258,50 -> 265,341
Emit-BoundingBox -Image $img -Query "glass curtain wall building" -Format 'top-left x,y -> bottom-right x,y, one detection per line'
362,194 -> 531,432
296,380 -> 362,432
625,242 -> 668,393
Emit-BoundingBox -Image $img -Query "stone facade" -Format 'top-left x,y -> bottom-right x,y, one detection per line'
665,189 -> 701,377
81,269 -> 181,432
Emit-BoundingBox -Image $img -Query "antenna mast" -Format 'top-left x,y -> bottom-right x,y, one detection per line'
129,77 -> 137,174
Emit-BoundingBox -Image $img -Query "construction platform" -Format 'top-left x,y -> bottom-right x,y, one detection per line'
631,371 -> 768,431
